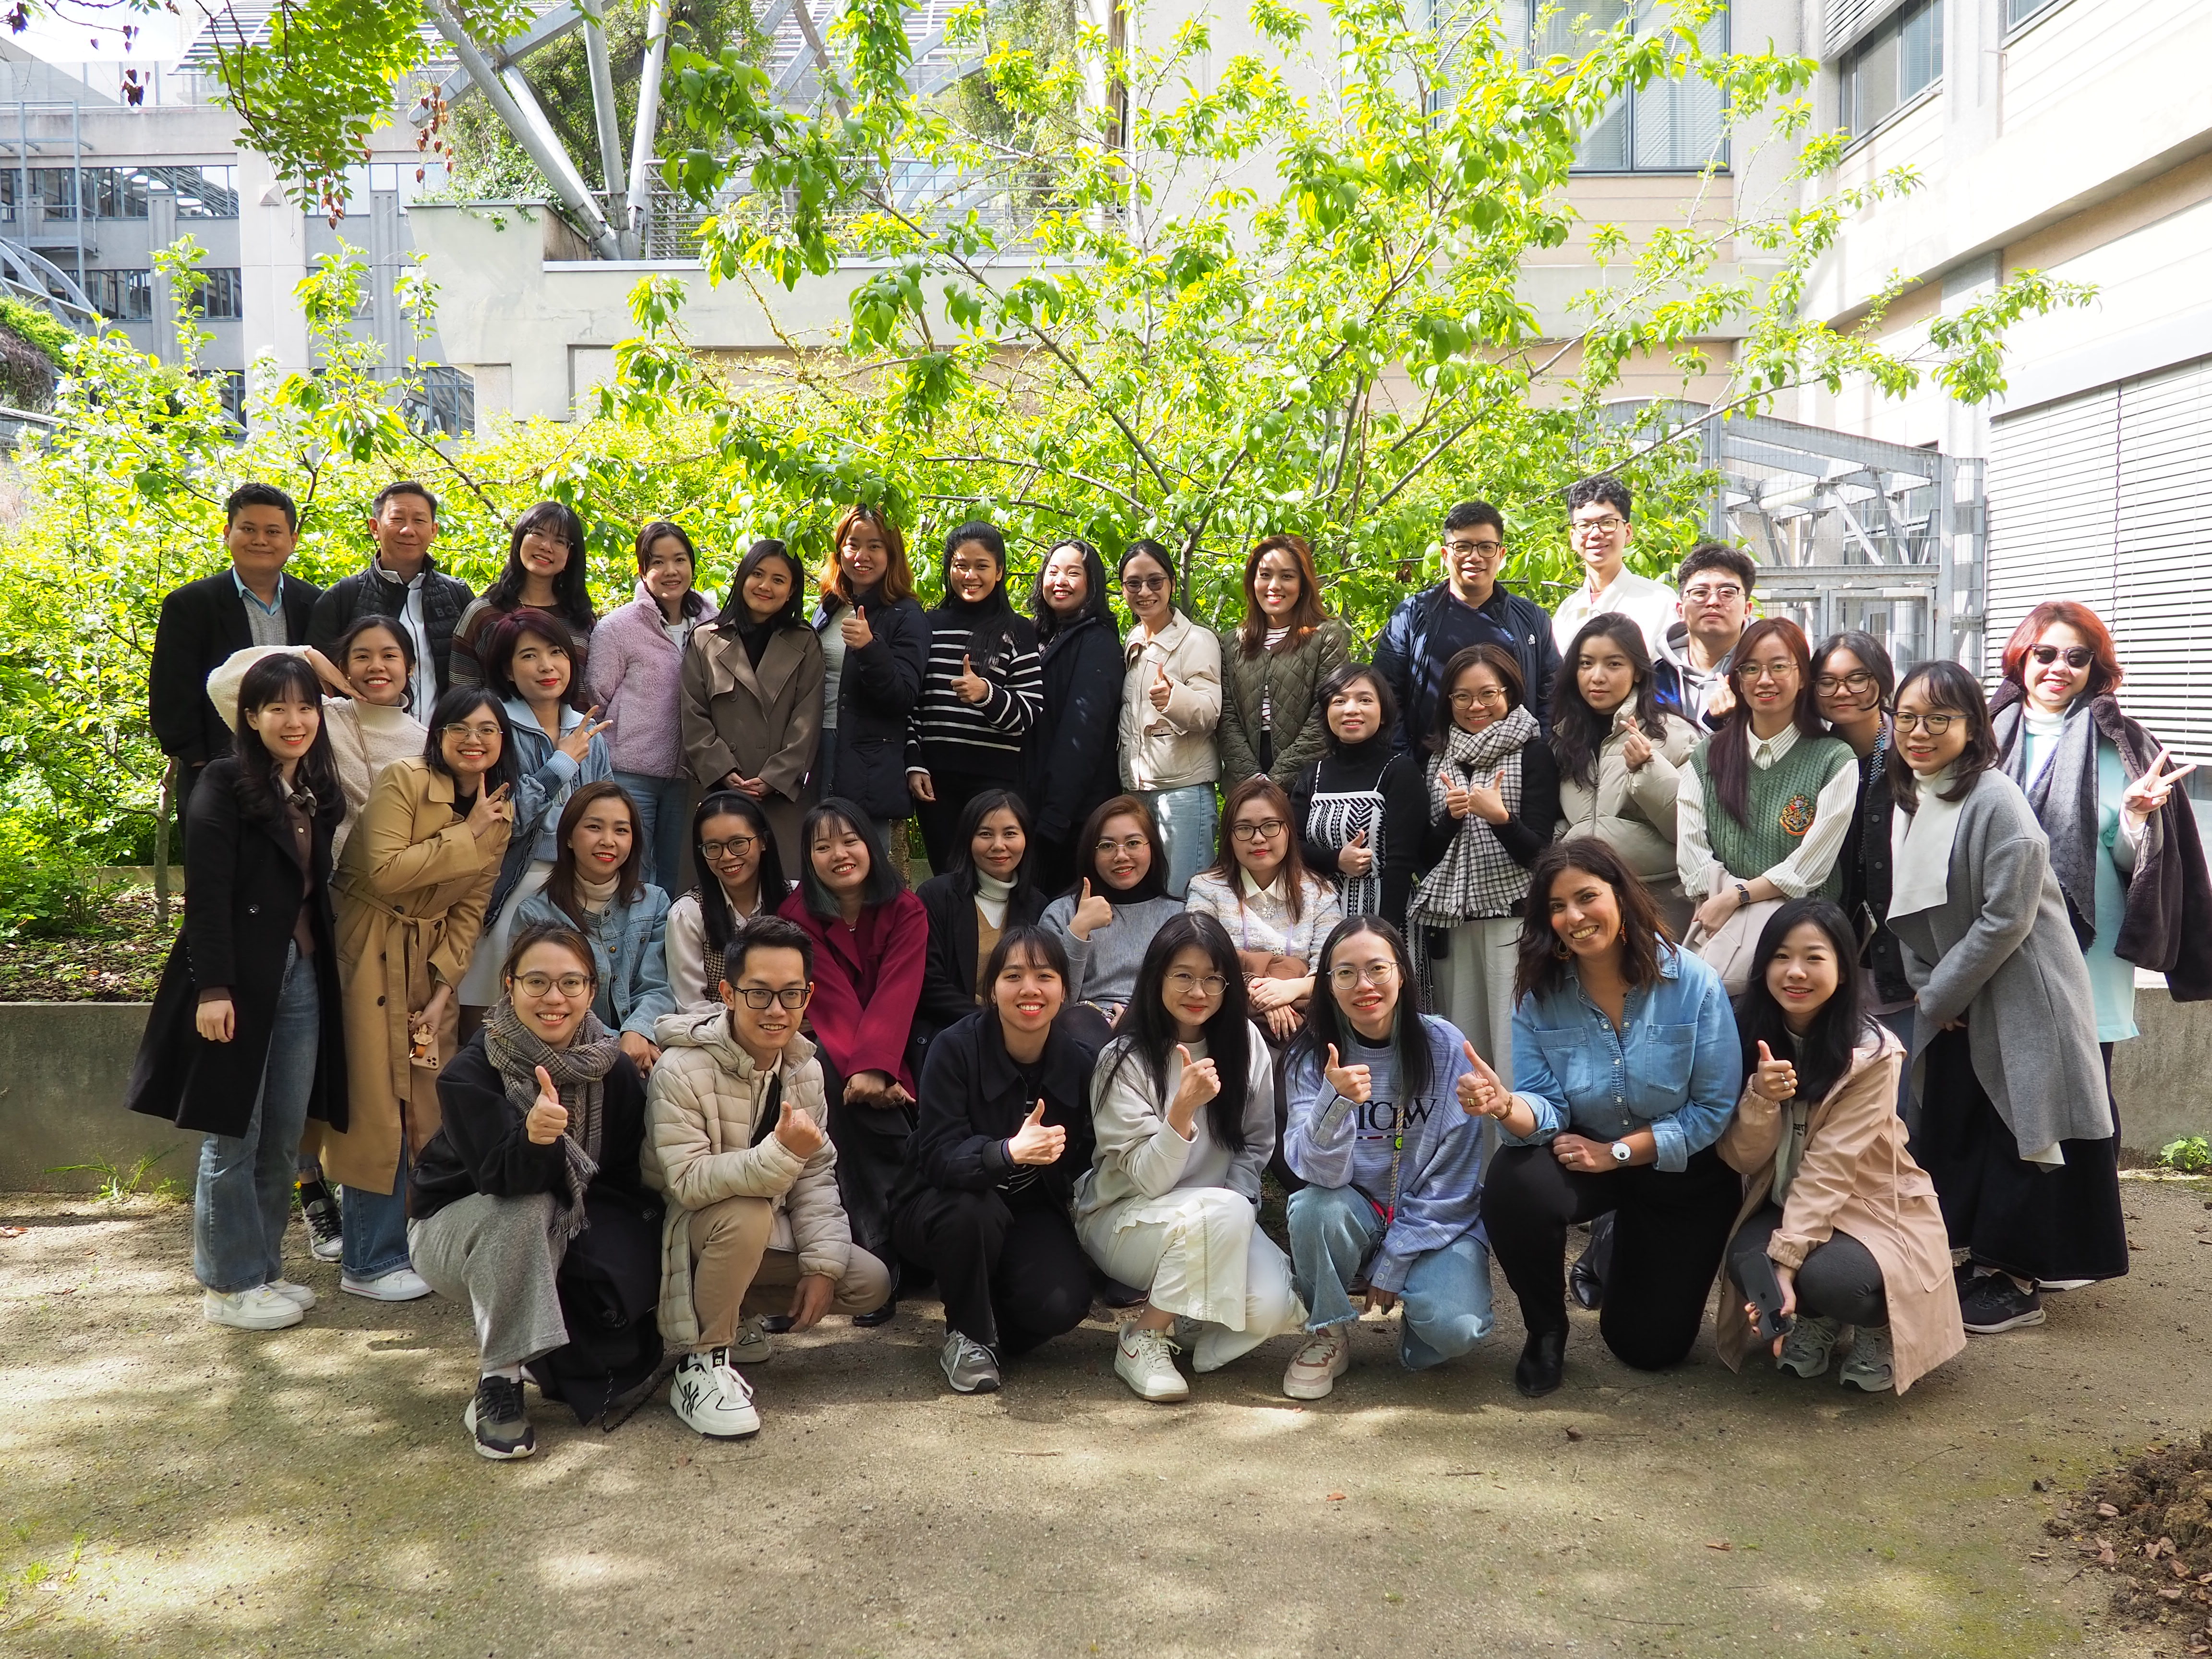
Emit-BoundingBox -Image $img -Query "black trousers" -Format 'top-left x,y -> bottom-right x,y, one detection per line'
1484,1142 -> 1740,1370
891,1185 -> 1092,1356
1725,1204 -> 1887,1328
913,768 -> 1010,877
816,1049 -> 914,1276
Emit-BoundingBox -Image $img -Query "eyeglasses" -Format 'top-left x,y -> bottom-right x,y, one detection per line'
700,835 -> 757,860
1230,818 -> 1287,841
1450,687 -> 1509,708
1094,835 -> 1149,858
1121,575 -> 1168,594
1330,962 -> 1399,991
1573,516 -> 1626,538
1814,671 -> 1877,696
1444,539 -> 1503,559
732,986 -> 809,1009
2029,644 -> 2093,670
1681,585 -> 1744,605
1895,711 -> 1958,734
513,972 -> 593,998
440,721 -> 502,741
1166,969 -> 1229,997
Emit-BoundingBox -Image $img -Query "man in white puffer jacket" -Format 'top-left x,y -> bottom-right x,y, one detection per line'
643,915 -> 892,1439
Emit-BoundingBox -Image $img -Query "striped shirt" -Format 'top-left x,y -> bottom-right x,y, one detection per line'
906,606 -> 1044,782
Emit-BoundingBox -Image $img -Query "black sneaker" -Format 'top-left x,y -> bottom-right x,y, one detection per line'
1959,1273 -> 2044,1335
464,1375 -> 536,1459
299,1177 -> 344,1263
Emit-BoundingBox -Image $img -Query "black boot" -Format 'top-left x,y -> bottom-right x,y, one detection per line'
1569,1214 -> 1614,1310
852,1263 -> 901,1328
1514,1327 -> 1567,1398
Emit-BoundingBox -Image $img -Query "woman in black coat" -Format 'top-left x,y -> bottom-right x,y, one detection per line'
1026,538 -> 1124,894
891,925 -> 1110,1395
914,788 -> 1049,1050
810,505 -> 929,879
127,654 -> 349,1332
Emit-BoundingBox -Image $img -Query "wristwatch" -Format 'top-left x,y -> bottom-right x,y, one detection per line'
1609,1141 -> 1632,1165
1734,882 -> 1753,910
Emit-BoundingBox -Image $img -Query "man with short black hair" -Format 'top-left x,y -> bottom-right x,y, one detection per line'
1655,542 -> 1758,730
1374,500 -> 1561,754
306,480 -> 471,709
1550,473 -> 1676,659
148,482 -> 320,841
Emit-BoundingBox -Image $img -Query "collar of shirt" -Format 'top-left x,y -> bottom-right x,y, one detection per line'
1238,867 -> 1286,904
231,568 -> 285,617
373,558 -> 427,590
1747,722 -> 1802,770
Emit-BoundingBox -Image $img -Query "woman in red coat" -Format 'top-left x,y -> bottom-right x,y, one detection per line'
778,796 -> 927,1321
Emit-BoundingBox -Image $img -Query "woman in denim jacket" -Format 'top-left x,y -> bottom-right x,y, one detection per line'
1475,840 -> 1743,1398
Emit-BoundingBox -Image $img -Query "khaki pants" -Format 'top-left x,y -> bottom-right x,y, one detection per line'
687,1194 -> 891,1350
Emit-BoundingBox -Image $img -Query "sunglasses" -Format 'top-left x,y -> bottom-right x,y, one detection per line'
2029,644 -> 2093,670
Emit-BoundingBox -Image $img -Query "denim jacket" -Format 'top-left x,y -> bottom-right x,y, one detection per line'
515,882 -> 675,1041
1504,943 -> 1742,1172
489,696 -> 613,920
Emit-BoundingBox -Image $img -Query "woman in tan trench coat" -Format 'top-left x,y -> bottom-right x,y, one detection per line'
321,692 -> 514,1301
1715,896 -> 1964,1395
682,539 -> 823,863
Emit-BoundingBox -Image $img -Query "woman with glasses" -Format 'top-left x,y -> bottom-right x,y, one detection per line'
1041,795 -> 1188,1021
449,501 -> 600,688
811,506 -> 929,881
1026,538 -> 1125,894
916,789 -> 1049,1048
320,686 -> 517,1305
665,792 -> 793,1011
1887,661 -> 2126,1336
1116,539 -> 1222,898
1184,777 -> 1345,1046
1076,914 -> 1298,1401
1216,533 -> 1352,789
1290,662 -> 1426,933
1406,642 -> 1559,1083
1277,917 -> 1494,1399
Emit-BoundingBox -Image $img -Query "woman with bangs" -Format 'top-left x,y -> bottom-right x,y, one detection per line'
811,505 -> 928,881
1026,537 -> 1125,894
683,537 -> 823,863
1041,793 -> 1189,1021
1185,776 -> 1344,1046
1290,661 -> 1427,933
664,790 -> 793,1010
450,500 -> 600,688
1216,532 -> 1352,789
915,788 -> 1049,1047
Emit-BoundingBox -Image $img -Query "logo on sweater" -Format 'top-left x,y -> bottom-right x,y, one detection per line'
1778,793 -> 1816,837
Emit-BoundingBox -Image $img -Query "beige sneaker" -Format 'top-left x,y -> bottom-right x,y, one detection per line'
1115,1323 -> 1190,1402
1282,1325 -> 1352,1400
732,1315 -> 773,1365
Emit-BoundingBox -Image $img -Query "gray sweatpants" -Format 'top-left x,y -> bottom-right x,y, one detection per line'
409,1191 -> 570,1371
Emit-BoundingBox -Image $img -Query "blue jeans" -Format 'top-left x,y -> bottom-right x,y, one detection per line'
340,1141 -> 413,1281
1138,784 -> 1217,901
193,944 -> 320,1295
1286,1183 -> 1494,1370
1877,1006 -> 1916,1130
612,770 -> 692,893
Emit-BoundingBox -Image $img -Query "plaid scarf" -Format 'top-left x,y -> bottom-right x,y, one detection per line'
1407,705 -> 1539,1006
483,999 -> 622,1242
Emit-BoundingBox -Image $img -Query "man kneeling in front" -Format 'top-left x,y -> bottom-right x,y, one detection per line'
643,915 -> 892,1438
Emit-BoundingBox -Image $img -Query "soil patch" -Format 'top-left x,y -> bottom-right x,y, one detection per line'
0,885 -> 175,1001
2052,1431 -> 2212,1652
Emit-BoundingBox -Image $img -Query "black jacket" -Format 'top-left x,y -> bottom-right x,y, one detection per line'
306,555 -> 473,698
1026,612 -> 1125,842
409,1032 -> 651,1223
812,591 -> 929,821
1292,739 -> 1429,932
125,756 -> 348,1138
1836,721 -> 1911,1005
893,1005 -> 1109,1213
1373,582 -> 1561,753
148,571 -> 320,768
914,870 -> 1050,1043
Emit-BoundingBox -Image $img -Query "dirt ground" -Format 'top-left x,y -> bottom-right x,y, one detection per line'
3,1177 -> 2209,1659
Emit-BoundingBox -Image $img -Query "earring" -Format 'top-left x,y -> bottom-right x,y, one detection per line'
1553,937 -> 1573,962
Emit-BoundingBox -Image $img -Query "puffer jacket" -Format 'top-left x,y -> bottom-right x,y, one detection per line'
1216,616 -> 1354,787
1118,610 -> 1222,793
1552,712 -> 1702,890
641,1008 -> 852,1351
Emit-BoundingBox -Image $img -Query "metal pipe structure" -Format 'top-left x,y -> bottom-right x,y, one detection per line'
624,0 -> 671,253
575,0 -> 631,252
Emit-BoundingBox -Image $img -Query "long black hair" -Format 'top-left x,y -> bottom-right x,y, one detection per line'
1291,916 -> 1432,1105
422,685 -> 520,798
331,612 -> 419,712
691,790 -> 791,961
1029,537 -> 1116,644
1551,613 -> 1668,789
230,653 -> 344,825
1733,897 -> 1872,1109
941,787 -> 1038,904
1104,913 -> 1252,1153
941,518 -> 1020,665
720,538 -> 807,633
1314,661 -> 1399,759
485,500 -> 596,628
635,519 -> 709,620
794,797 -> 903,919
1887,659 -> 2001,812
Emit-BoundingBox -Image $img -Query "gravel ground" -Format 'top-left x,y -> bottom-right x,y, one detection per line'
2,1177 -> 2209,1659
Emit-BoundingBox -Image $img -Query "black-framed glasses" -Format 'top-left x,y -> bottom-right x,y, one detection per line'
732,986 -> 810,1009
1814,671 -> 1877,696
2030,644 -> 2093,670
1121,575 -> 1168,594
1230,818 -> 1287,840
1572,516 -> 1626,538
1895,711 -> 1958,734
700,835 -> 757,860
1443,538 -> 1503,559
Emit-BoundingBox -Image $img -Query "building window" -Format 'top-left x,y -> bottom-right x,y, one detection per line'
196,368 -> 247,432
86,268 -> 153,322
1528,1 -> 1730,173
189,267 -> 243,320
405,366 -> 475,440
139,165 -> 240,219
2006,0 -> 2062,26
1841,0 -> 1943,138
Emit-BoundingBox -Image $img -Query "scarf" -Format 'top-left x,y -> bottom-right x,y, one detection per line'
1996,697 -> 2102,942
1888,763 -> 1966,920
483,999 -> 623,1242
1409,704 -> 1539,927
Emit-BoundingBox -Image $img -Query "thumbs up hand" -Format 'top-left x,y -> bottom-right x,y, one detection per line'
1322,1043 -> 1371,1106
772,1092 -> 827,1158
1070,876 -> 1113,941
1167,1042 -> 1220,1136
525,1064 -> 568,1144
1750,1040 -> 1798,1104
1463,765 -> 1509,826
1337,827 -> 1373,877
952,652 -> 990,705
1007,1099 -> 1067,1166
1454,1040 -> 1508,1119
1148,661 -> 1173,712
841,604 -> 874,650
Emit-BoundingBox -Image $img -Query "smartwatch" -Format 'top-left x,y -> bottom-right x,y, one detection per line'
1610,1141 -> 1632,1165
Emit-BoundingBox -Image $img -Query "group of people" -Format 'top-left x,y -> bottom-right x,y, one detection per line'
128,470 -> 2211,1461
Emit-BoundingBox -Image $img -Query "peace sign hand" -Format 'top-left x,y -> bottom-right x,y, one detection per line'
1453,1040 -> 1509,1119
951,653 -> 991,705
557,706 -> 612,763
2122,748 -> 2198,826
1750,1040 -> 1798,1104
1322,1044 -> 1371,1106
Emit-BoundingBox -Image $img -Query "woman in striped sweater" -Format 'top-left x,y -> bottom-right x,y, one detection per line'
905,521 -> 1045,872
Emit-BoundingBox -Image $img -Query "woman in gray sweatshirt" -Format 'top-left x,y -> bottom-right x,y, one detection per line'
1041,794 -> 1187,1020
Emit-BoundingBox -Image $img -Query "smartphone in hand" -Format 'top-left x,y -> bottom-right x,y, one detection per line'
1740,1250 -> 1794,1344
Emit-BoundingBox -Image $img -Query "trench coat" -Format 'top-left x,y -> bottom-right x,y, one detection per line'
680,615 -> 823,865
320,757 -> 507,1192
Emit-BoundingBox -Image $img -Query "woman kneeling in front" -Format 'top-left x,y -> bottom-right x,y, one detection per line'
1481,841 -> 1743,1399
409,922 -> 657,1460
1078,914 -> 1303,1402
1716,898 -> 1963,1394
1277,917 -> 1495,1400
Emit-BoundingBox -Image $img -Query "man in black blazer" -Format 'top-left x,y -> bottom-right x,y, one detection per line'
148,482 -> 319,842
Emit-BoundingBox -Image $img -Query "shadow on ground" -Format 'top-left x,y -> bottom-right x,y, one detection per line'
3,1179 -> 2209,1658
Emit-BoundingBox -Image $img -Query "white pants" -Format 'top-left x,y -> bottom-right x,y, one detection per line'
1430,915 -> 1520,1082
1078,1186 -> 1302,1372
457,860 -> 552,1007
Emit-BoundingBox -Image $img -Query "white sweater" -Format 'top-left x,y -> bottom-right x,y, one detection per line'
1073,1026 -> 1274,1221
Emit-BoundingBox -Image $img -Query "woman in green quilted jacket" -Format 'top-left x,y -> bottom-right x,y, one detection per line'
1216,534 -> 1353,790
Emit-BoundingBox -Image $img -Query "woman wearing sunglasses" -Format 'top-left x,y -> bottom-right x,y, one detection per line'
1115,540 -> 1221,899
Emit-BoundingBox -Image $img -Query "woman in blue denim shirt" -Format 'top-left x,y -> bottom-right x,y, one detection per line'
1475,840 -> 1743,1397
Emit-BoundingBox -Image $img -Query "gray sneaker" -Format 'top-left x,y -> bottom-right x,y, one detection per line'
732,1315 -> 773,1366
939,1330 -> 1001,1395
1775,1314 -> 1841,1378
1838,1324 -> 1895,1392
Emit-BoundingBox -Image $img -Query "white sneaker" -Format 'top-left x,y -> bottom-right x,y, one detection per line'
1282,1325 -> 1352,1399
341,1267 -> 433,1302
204,1286 -> 304,1331
309,1231 -> 344,1264
1114,1322 -> 1190,1402
670,1349 -> 760,1439
732,1315 -> 773,1366
268,1279 -> 318,1310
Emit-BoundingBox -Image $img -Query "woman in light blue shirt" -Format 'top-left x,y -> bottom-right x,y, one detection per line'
1475,839 -> 1743,1398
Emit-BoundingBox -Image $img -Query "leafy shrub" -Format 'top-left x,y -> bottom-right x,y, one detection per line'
0,815 -> 100,940
2156,1135 -> 2211,1175
0,296 -> 76,369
